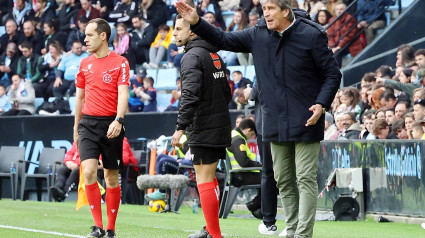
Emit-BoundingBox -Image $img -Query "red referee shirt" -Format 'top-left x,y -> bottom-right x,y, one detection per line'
75,51 -> 130,116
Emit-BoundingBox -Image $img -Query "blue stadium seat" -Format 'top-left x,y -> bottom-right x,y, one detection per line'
244,65 -> 256,81
156,68 -> 178,90
0,26 -> 5,38
156,93 -> 172,112
67,97 -> 76,115
34,98 -> 44,111
227,65 -> 246,77
146,69 -> 158,84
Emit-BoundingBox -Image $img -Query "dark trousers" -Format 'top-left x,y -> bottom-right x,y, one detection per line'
54,165 -> 79,194
258,134 -> 278,226
1,109 -> 32,116
52,79 -> 74,98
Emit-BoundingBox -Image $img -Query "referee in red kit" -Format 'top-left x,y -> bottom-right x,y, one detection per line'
73,18 -> 129,238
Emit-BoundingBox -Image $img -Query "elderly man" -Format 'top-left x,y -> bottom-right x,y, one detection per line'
176,0 -> 341,237
0,42 -> 19,88
0,19 -> 24,55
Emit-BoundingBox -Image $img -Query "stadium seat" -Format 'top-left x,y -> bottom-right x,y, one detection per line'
244,65 -> 256,81
156,68 -> 178,90
219,155 -> 262,219
34,98 -> 44,111
67,97 -> 76,115
156,93 -> 172,112
20,147 -> 66,201
0,146 -> 25,200
0,26 -> 5,37
146,69 -> 158,84
227,65 -> 246,77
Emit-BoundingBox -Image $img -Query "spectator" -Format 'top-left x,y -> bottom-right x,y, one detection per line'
1,74 -> 35,116
399,68 -> 413,84
376,65 -> 393,79
91,0 -> 114,21
240,0 -> 263,18
56,0 -> 79,33
410,122 -> 424,140
412,87 -> 425,103
165,77 -> 182,111
77,0 -> 100,23
248,11 -> 259,27
109,0 -> 137,28
166,40 -> 185,69
226,119 -> 262,218
375,108 -> 385,119
392,119 -> 408,139
137,76 -> 157,112
130,15 -> 158,65
330,113 -> 344,140
0,42 -> 19,88
314,9 -> 332,27
0,0 -> 13,25
360,72 -> 376,88
379,91 -> 397,109
196,0 -> 225,30
138,0 -> 168,29
325,0 -> 342,16
235,114 -> 244,128
370,87 -> 384,110
65,16 -> 89,52
203,11 -> 222,28
356,0 -> 392,45
232,70 -> 252,90
404,112 -> 415,139
222,8 -> 248,66
226,7 -> 248,32
41,19 -> 67,55
34,0 -> 56,31
53,41 -> 88,98
113,23 -> 136,70
128,66 -> 146,112
0,84 -> 12,113
327,2 -> 364,67
339,112 -> 362,139
396,44 -> 414,68
218,0 -> 240,12
299,0 -> 325,19
340,88 -> 361,114
373,118 -> 398,139
413,99 -> 425,121
324,112 -> 337,140
360,110 -> 376,139
37,41 -> 64,99
414,49 -> 425,67
0,19 -> 24,56
237,11 -> 257,66
16,41 -> 43,86
385,107 -> 396,126
394,101 -> 409,120
21,20 -> 44,55
3,0 -> 33,31
143,24 -> 172,69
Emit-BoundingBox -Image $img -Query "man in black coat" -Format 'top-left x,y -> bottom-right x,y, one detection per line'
176,1 -> 341,237
0,19 -> 24,55
0,42 -> 19,88
129,15 -> 157,64
171,15 -> 231,238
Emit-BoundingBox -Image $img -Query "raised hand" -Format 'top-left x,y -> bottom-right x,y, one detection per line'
175,1 -> 200,25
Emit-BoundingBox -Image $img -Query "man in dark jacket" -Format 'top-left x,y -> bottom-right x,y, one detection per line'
0,19 -> 24,55
0,42 -> 19,88
176,1 -> 341,237
108,0 -> 137,28
171,15 -> 231,238
130,15 -> 157,64
21,20 -> 44,55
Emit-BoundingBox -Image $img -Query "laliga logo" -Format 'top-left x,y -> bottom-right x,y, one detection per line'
103,74 -> 113,83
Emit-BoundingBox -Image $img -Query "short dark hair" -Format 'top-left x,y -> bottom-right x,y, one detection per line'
158,24 -> 170,32
362,72 -> 376,83
414,48 -> 425,57
379,91 -> 396,101
20,41 -> 33,50
372,118 -> 388,135
44,19 -> 58,31
377,65 -> 393,78
238,118 -> 257,134
232,70 -> 242,75
397,100 -> 410,108
392,119 -> 405,134
0,84 -> 6,91
79,16 -> 89,24
402,68 -> 414,77
88,18 -> 111,41
343,112 -> 357,122
144,76 -> 154,84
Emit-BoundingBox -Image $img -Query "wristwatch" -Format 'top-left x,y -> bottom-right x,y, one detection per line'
115,116 -> 124,124
317,104 -> 326,114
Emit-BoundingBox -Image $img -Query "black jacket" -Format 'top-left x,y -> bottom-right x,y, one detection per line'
130,23 -> 158,59
227,128 -> 262,167
0,31 -> 24,55
177,37 -> 232,148
21,29 -> 44,55
56,4 -> 79,33
0,52 -> 19,79
109,1 -> 137,28
191,9 -> 341,142
142,0 -> 167,29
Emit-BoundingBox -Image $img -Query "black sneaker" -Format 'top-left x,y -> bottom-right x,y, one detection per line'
87,226 -> 105,237
188,227 -> 208,238
50,186 -> 65,202
105,230 -> 116,238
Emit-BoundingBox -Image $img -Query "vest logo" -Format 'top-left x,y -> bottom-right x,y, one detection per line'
210,53 -> 221,69
103,74 -> 113,83
239,144 -> 246,151
212,71 -> 225,79
88,64 -> 92,70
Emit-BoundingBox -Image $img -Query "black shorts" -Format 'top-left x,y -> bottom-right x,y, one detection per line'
78,115 -> 125,170
189,146 -> 226,165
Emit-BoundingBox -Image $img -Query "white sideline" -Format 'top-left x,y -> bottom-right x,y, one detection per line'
0,225 -> 85,238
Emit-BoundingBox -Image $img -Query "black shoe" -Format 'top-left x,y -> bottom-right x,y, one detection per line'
105,230 -> 116,238
50,186 -> 65,202
87,226 -> 105,237
188,227 -> 208,238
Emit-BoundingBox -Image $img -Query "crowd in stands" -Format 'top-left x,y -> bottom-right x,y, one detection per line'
0,0 -> 403,116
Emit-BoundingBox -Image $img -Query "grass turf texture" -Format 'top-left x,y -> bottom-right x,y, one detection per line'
0,199 -> 423,238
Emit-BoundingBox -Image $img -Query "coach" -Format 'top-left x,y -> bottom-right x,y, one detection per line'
176,0 -> 341,237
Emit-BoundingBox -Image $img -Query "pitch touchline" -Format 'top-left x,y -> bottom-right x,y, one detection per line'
0,225 -> 85,238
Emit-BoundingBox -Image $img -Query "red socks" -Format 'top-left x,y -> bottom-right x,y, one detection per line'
198,180 -> 221,238
85,182 -> 103,229
106,186 -> 121,231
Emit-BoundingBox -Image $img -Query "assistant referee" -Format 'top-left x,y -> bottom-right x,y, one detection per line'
73,18 -> 129,238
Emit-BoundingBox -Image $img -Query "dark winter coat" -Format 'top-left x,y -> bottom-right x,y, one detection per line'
176,37 -> 232,148
191,9 -> 341,142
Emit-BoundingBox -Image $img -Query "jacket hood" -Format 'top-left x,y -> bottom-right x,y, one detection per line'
185,37 -> 220,53
257,8 -> 311,28
347,122 -> 363,132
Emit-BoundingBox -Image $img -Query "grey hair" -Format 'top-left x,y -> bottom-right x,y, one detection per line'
259,0 -> 294,21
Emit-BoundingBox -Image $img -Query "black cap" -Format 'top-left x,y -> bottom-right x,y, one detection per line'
136,66 -> 147,78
